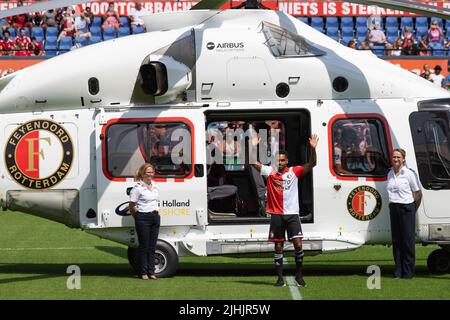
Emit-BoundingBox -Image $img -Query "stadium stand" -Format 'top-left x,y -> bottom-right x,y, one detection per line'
2,10 -> 449,58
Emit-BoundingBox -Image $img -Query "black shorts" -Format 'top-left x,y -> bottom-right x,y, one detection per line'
268,214 -> 303,242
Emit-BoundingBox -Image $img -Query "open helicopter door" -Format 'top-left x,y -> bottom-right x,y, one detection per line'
94,108 -> 208,230
409,100 -> 450,222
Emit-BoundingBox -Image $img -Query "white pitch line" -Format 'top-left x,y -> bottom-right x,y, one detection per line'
283,258 -> 302,300
0,247 -> 96,251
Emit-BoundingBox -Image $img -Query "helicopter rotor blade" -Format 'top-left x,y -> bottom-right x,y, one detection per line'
190,0 -> 229,10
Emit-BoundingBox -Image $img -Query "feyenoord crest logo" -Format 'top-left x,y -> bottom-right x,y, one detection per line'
347,186 -> 382,221
5,119 -> 73,189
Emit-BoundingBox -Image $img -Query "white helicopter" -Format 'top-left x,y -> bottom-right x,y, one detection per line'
0,0 -> 450,277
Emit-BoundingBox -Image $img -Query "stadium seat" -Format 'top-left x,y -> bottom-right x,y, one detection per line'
90,35 -> 102,44
355,16 -> 367,29
103,27 -> 116,40
415,16 -> 428,29
401,17 -> 413,30
386,27 -> 399,39
297,16 -> 308,25
326,27 -> 339,39
297,17 -> 308,25
387,36 -> 397,45
340,17 -> 354,29
120,16 -> 130,28
341,26 -> 354,38
58,36 -> 73,54
35,35 -> 44,44
132,26 -> 145,34
31,27 -> 43,38
118,27 -> 130,37
372,44 -> 385,56
311,17 -> 324,32
7,27 -> 16,38
385,17 -> 399,30
357,35 -> 367,43
74,36 -> 88,47
416,26 -> 428,38
326,17 -> 339,29
89,26 -> 101,37
356,26 -> 368,39
92,16 -> 102,28
342,36 -> 354,46
44,36 -> 57,56
46,27 -> 58,38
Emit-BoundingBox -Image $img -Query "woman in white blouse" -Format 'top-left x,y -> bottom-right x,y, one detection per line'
129,163 -> 160,280
387,148 -> 422,279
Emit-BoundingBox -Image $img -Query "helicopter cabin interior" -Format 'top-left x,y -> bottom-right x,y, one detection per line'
204,110 -> 314,224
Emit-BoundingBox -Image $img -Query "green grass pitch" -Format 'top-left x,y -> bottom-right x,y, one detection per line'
0,210 -> 449,300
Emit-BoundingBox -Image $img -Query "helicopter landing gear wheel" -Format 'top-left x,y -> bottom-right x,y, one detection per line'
154,241 -> 179,278
427,249 -> 450,274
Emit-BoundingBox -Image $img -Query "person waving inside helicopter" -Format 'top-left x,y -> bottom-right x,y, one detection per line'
254,134 -> 318,287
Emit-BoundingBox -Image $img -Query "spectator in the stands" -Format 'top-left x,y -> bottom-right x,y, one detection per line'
75,8 -> 91,44
418,35 -> 430,56
401,26 -> 414,47
129,1 -> 148,30
28,36 -> 44,56
32,11 -> 43,28
0,30 -> 15,56
401,39 -> 419,55
14,27 -> 31,56
442,65 -> 450,90
385,42 -> 394,56
430,65 -> 444,88
347,39 -> 357,49
428,20 -> 444,50
359,39 -> 369,50
42,8 -> 59,31
9,0 -> 32,34
392,39 -> 403,56
420,63 -> 431,81
102,2 -> 122,35
368,22 -> 388,49
84,6 -> 95,27
57,9 -> 76,42
367,16 -> 382,30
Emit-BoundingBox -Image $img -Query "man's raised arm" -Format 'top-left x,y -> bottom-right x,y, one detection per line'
302,134 -> 319,175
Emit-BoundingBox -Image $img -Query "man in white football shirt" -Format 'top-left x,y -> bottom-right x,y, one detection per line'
254,134 -> 318,287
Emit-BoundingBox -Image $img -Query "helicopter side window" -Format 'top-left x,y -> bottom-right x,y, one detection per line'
332,117 -> 390,177
105,121 -> 192,178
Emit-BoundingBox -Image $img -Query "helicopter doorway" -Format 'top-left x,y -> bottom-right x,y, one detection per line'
205,109 -> 313,225
410,108 -> 450,219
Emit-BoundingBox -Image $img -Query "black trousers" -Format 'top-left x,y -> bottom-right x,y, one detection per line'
389,202 -> 416,278
135,212 -> 160,276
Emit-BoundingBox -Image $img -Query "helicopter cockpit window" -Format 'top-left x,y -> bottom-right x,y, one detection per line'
106,121 -> 192,178
424,119 -> 450,179
206,120 -> 285,172
261,21 -> 325,58
332,118 -> 390,177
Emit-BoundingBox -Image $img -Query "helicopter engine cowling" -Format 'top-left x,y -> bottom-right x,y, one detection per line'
139,55 -> 192,104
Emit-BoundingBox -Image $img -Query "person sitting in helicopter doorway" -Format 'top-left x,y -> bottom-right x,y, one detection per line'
232,0 -> 270,10
253,134 -> 319,287
129,163 -> 160,280
387,148 -> 422,279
